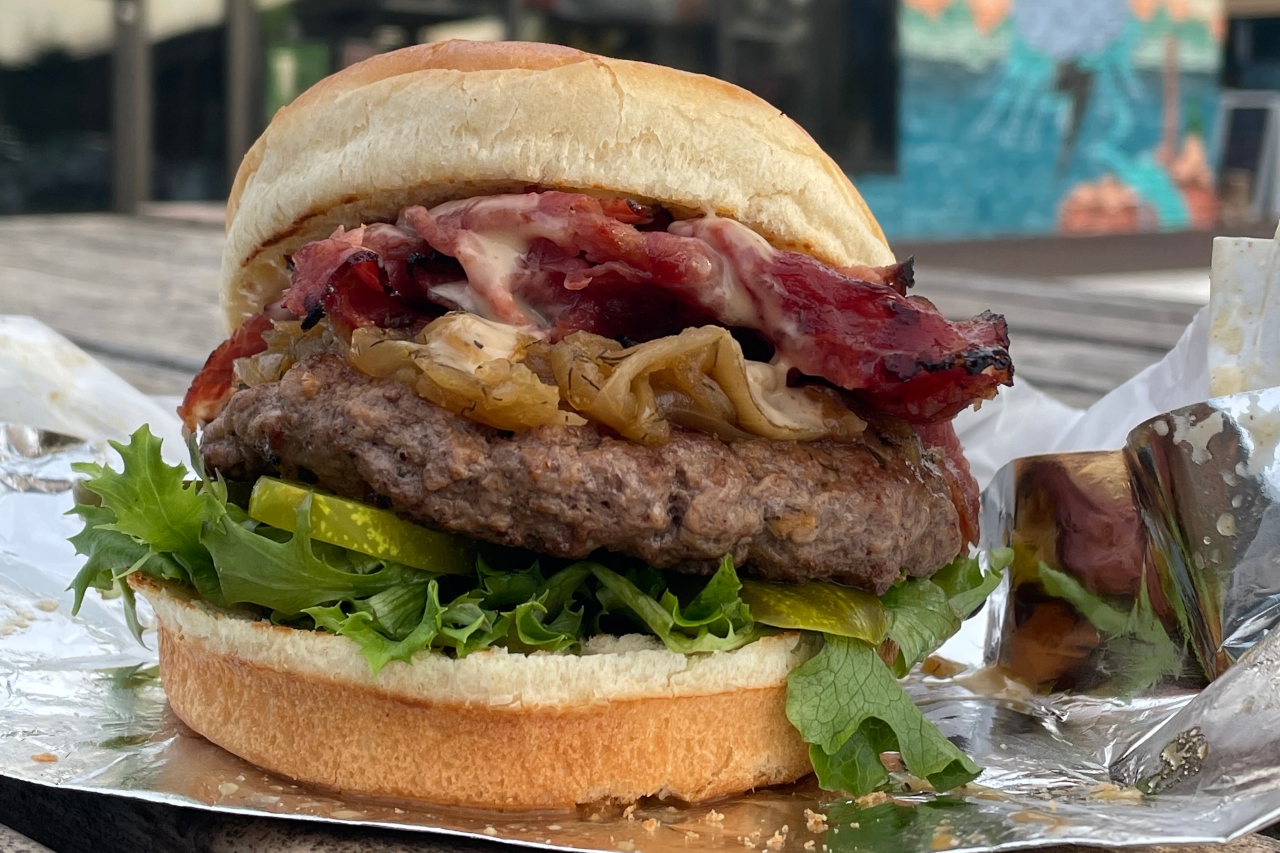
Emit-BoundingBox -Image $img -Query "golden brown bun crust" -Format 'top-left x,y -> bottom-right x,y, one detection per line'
138,578 -> 815,809
222,40 -> 894,331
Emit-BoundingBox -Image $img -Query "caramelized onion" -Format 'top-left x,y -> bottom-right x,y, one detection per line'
237,314 -> 866,444
349,314 -> 581,431
233,320 -> 346,388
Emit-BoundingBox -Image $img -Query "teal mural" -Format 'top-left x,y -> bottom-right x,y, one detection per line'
856,0 -> 1223,240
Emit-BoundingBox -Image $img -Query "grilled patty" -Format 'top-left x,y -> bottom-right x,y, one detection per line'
201,354 -> 962,593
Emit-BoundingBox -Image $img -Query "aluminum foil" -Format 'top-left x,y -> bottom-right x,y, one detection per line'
6,413 -> 1280,853
985,386 -> 1280,688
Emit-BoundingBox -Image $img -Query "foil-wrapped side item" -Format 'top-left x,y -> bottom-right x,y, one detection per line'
983,386 -> 1280,690
982,450 -> 1187,693
1127,387 -> 1280,677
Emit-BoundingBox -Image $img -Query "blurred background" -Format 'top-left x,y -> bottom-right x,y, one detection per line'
0,0 -> 1258,239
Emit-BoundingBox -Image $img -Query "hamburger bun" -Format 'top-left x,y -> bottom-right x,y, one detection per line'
221,39 -> 894,331
134,576 -> 818,808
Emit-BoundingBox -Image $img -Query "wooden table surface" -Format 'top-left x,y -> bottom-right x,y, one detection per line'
0,213 -> 1239,852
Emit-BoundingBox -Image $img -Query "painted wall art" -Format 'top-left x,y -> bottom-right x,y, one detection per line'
856,0 -> 1224,240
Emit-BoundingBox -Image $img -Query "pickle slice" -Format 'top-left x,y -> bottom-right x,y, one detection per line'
740,578 -> 888,643
248,477 -> 475,575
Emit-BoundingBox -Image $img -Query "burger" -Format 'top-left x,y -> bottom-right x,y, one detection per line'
69,41 -> 1014,809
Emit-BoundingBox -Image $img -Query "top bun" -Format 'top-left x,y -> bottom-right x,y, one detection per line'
221,40 -> 894,332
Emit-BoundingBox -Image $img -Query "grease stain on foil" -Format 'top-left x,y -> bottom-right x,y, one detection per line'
1172,410 -> 1225,464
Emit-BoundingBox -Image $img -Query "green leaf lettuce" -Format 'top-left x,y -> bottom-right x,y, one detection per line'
787,634 -> 980,796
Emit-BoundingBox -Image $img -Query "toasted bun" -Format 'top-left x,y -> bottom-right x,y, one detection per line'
221,40 -> 894,332
135,577 -> 817,809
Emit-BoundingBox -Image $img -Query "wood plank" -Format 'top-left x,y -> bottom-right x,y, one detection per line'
0,215 -> 225,371
925,289 -> 1189,353
892,225 -> 1275,278
919,268 -> 1202,325
2,214 -> 225,263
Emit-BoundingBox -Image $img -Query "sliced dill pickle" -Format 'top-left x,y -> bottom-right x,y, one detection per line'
740,578 -> 888,643
248,477 -> 475,574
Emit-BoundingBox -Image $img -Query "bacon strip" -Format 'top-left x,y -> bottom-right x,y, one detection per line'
178,312 -> 273,430
279,223 -> 465,336
402,192 -> 1012,424
671,217 -> 1010,423
186,191 -> 1011,431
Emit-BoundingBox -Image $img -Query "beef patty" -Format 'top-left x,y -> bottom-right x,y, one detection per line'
201,354 -> 962,594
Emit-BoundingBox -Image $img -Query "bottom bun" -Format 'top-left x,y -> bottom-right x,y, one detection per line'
134,577 -> 818,809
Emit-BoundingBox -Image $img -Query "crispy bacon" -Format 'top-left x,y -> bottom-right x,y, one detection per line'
402,192 -> 1012,423
596,196 -> 658,225
182,226 -> 455,428
400,195 -> 700,332
178,312 -> 273,430
677,219 -> 1010,422
282,224 -> 442,335
186,191 -> 1010,435
861,256 -> 915,297
519,237 -> 719,340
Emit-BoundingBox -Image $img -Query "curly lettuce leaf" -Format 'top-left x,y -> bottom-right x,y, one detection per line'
350,578 -> 433,639
67,429 -> 220,640
784,551 -> 1009,795
305,568 -> 586,671
787,634 -> 980,796
507,597 -> 584,653
307,581 -> 446,675
71,425 -> 226,604
880,549 -> 1011,677
67,505 -> 147,642
474,557 -> 544,608
200,495 -> 429,616
589,557 -> 762,653
452,563 -> 589,655
539,561 -> 593,616
936,547 -> 1012,617
673,558 -> 750,626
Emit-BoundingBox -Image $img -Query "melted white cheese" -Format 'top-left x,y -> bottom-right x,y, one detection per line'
427,198 -> 788,340
667,216 -> 806,345
742,360 -> 830,434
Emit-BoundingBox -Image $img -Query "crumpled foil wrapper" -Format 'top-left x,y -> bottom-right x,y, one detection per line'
985,385 -> 1280,688
4,417 -> 1280,853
